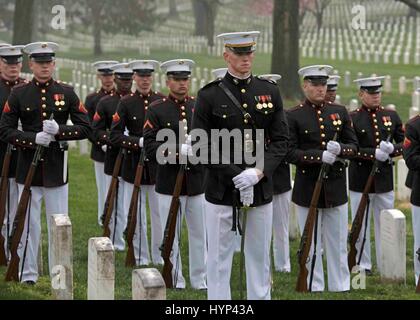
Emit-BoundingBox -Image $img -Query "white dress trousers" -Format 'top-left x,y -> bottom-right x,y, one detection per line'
157,193 -> 207,290
16,184 -> 68,283
272,190 -> 292,272
94,161 -> 107,226
206,201 -> 273,300
296,204 -> 350,292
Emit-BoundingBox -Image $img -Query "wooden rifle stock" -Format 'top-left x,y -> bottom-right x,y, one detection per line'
0,144 -> 13,266
348,135 -> 391,272
5,142 -> 45,281
160,164 -> 186,288
296,132 -> 338,292
125,150 -> 146,267
102,149 -> 124,238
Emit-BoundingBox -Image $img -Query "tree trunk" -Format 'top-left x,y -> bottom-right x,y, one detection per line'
91,2 -> 103,56
169,0 -> 179,17
316,12 -> 323,30
13,0 -> 34,72
206,4 -> 217,47
271,0 -> 303,100
192,0 -> 207,36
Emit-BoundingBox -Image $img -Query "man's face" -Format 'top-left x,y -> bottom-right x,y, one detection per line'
134,73 -> 153,92
223,50 -> 254,75
99,74 -> 114,90
360,90 -> 382,108
303,80 -> 327,104
1,61 -> 22,80
115,77 -> 133,92
166,77 -> 189,96
29,60 -> 55,81
325,90 -> 337,103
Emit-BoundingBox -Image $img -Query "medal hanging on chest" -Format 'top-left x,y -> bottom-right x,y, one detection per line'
54,94 -> 66,107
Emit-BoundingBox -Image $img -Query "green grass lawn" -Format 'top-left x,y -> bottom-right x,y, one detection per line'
0,150 -> 418,300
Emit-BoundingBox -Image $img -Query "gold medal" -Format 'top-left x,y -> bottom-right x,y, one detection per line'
333,121 -> 338,126
268,103 -> 273,109
257,104 -> 263,110
263,103 -> 268,109
55,101 -> 60,106
60,101 -> 65,106
337,120 -> 342,125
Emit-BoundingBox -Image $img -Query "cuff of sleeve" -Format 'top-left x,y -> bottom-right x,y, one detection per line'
301,150 -> 324,164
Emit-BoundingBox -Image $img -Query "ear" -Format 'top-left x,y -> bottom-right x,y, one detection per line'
223,51 -> 229,64
28,60 -> 34,72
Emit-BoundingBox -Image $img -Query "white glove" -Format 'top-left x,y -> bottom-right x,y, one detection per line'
139,137 -> 144,148
43,120 -> 59,135
375,149 -> 389,162
101,145 -> 107,152
124,128 -> 129,136
380,141 -> 394,154
232,169 -> 263,191
35,132 -> 53,147
240,187 -> 254,207
327,141 -> 341,156
322,151 -> 337,165
180,144 -> 193,156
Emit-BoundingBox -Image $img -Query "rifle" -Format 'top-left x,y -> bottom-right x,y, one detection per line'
348,135 -> 392,272
160,164 -> 186,288
125,149 -> 146,267
296,132 -> 338,292
102,148 -> 124,238
416,248 -> 420,294
5,114 -> 54,282
0,144 -> 12,266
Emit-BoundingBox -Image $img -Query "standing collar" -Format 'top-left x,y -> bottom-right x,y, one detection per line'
225,71 -> 253,86
32,78 -> 53,88
305,99 -> 325,109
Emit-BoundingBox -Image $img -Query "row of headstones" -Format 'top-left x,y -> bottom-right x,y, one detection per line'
47,214 -> 166,300
48,206 -> 408,300
302,47 -> 420,65
300,27 -> 420,57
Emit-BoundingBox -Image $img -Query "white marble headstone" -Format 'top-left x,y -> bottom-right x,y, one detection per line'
380,209 -> 406,283
132,269 -> 166,300
88,237 -> 115,300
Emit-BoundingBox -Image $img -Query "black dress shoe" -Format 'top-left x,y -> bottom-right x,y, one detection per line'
23,281 -> 36,286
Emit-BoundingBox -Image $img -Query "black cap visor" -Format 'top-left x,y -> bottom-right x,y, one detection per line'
30,53 -> 55,63
115,72 -> 134,80
361,85 -> 382,94
134,69 -> 154,76
226,45 -> 256,55
98,68 -> 114,76
305,76 -> 328,85
167,71 -> 191,80
1,55 -> 23,64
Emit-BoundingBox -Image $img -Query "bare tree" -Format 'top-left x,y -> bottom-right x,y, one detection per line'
303,0 -> 332,31
271,0 -> 303,100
